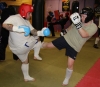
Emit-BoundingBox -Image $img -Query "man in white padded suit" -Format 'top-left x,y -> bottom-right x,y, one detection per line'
2,3 -> 50,82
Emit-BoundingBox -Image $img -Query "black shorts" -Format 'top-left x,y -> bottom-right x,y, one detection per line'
52,36 -> 78,60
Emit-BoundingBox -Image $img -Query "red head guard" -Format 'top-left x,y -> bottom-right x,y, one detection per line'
19,3 -> 33,18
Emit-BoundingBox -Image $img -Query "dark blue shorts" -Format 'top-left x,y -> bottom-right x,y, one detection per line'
52,36 -> 78,60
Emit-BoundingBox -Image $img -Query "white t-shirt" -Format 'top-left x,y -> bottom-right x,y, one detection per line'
3,14 -> 37,51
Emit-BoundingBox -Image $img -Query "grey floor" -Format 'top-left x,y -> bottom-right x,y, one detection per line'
0,32 -> 100,87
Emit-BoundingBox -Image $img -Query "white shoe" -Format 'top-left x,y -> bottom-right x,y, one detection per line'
34,55 -> 42,60
62,78 -> 68,86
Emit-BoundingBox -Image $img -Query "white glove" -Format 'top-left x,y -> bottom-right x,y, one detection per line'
70,12 -> 82,29
37,27 -> 50,36
12,25 -> 30,36
60,32 -> 64,36
13,26 -> 24,32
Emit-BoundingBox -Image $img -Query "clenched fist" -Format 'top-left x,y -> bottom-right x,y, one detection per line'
70,12 -> 82,29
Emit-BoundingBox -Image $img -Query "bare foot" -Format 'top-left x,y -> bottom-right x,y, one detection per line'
41,42 -> 48,48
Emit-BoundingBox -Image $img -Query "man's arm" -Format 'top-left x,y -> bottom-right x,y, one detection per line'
2,24 -> 13,31
66,25 -> 72,31
77,28 -> 89,38
2,23 -> 31,36
70,12 -> 89,38
30,29 -> 38,36
30,27 -> 50,36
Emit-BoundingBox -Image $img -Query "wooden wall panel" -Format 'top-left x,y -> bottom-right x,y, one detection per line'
0,0 -> 32,6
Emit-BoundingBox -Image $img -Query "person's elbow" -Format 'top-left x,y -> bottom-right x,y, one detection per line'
2,23 -> 5,28
81,33 -> 90,38
2,23 -> 7,29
